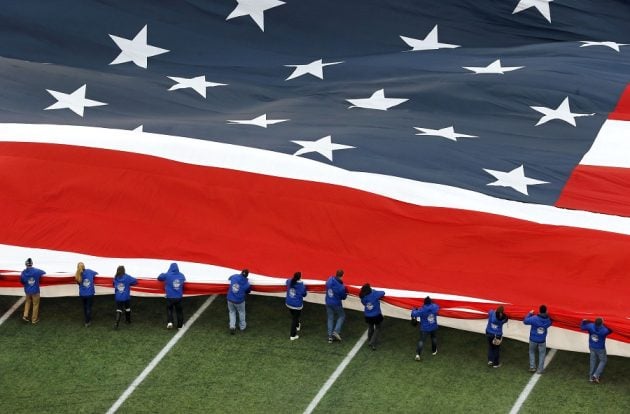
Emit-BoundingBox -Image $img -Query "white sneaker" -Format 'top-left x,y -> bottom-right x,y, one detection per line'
290,335 -> 299,341
415,354 -> 421,361
332,331 -> 342,341
167,322 -> 173,329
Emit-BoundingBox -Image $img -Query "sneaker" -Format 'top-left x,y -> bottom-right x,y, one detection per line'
22,316 -> 30,322
528,367 -> 537,373
592,376 -> 600,384
167,322 -> 173,329
230,328 -> 236,335
370,344 -> 376,351
432,349 -> 438,356
328,336 -> 333,344
415,354 -> 421,361
536,370 -> 544,375
84,322 -> 91,328
493,364 -> 502,368
332,331 -> 342,342
296,323 -> 301,332
31,319 -> 40,325
290,335 -> 299,341
488,361 -> 493,366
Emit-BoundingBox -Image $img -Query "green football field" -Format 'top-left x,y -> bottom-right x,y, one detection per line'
0,294 -> 628,413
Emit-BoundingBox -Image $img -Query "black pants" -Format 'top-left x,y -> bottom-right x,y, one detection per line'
167,298 -> 184,328
487,334 -> 501,366
365,314 -> 384,348
115,300 -> 131,324
289,308 -> 302,337
81,296 -> 93,324
417,330 -> 438,355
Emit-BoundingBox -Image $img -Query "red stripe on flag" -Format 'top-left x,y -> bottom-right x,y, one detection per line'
609,84 -> 630,121
2,142 -> 630,333
555,165 -> 630,217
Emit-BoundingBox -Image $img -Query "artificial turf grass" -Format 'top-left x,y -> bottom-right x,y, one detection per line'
1,294 -> 629,413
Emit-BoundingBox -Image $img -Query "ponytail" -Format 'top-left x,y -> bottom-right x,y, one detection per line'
75,262 -> 85,284
290,271 -> 301,287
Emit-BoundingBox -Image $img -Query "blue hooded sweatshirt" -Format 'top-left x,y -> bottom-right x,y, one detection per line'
325,276 -> 347,307
113,274 -> 137,302
285,279 -> 307,309
361,289 -> 385,317
580,321 -> 612,350
485,309 -> 508,337
411,303 -> 440,332
227,273 -> 251,304
158,263 -> 186,299
78,269 -> 98,297
524,312 -> 552,343
20,266 -> 46,295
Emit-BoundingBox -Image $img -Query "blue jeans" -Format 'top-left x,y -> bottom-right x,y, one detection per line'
326,305 -> 345,336
529,341 -> 546,373
228,300 -> 246,330
589,347 -> 607,379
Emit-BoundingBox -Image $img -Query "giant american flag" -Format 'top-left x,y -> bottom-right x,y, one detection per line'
1,0 -> 630,353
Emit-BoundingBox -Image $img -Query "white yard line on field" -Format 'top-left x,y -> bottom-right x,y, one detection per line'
508,348 -> 558,414
0,297 -> 25,326
106,295 -> 217,414
303,329 -> 368,414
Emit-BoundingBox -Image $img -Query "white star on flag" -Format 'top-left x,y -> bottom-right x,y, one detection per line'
285,59 -> 344,80
579,41 -> 629,52
109,25 -> 169,69
414,126 -> 478,141
400,25 -> 461,51
513,0 -> 553,23
44,84 -> 107,117
463,59 -> 524,74
227,114 -> 289,128
167,76 -> 227,98
292,135 -> 355,162
531,97 -> 595,126
226,0 -> 285,32
483,165 -> 549,195
347,89 -> 408,111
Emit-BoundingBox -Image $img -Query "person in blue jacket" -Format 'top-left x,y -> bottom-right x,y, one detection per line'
20,258 -> 46,324
580,317 -> 613,383
411,296 -> 440,360
158,262 -> 186,329
485,305 -> 508,368
227,269 -> 251,334
325,269 -> 348,343
113,265 -> 137,329
359,283 -> 385,350
285,271 -> 307,340
524,305 -> 552,374
75,262 -> 97,327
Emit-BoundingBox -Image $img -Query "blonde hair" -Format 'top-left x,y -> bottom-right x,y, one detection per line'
75,262 -> 85,284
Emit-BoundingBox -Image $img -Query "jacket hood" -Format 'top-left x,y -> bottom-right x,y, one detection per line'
168,263 -> 180,273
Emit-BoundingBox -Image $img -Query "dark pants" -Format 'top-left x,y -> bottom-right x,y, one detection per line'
417,330 -> 438,355
81,296 -> 93,324
365,314 -> 384,348
289,308 -> 302,337
487,334 -> 501,366
167,298 -> 184,328
115,300 -> 131,324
